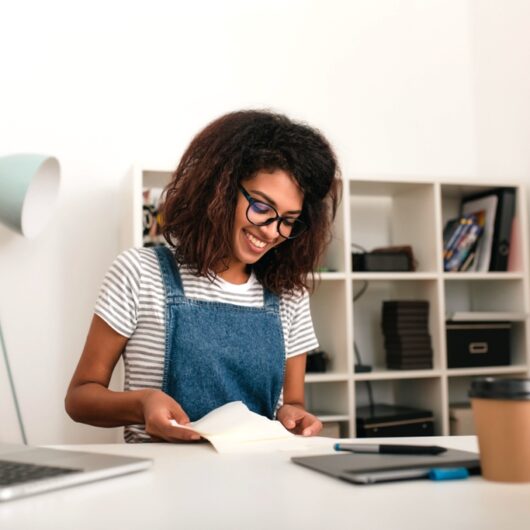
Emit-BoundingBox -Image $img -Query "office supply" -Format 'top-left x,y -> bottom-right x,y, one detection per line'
443,214 -> 483,272
333,443 -> 447,455
381,300 -> 433,370
356,404 -> 435,437
340,466 -> 471,484
461,187 -> 516,272
446,321 -> 511,368
168,400 -> 329,453
0,153 -> 61,444
292,447 -> 480,485
0,443 -> 151,502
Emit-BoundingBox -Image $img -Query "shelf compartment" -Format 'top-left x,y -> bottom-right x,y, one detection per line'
350,180 -> 438,273
305,380 -> 350,417
354,377 -> 444,436
440,183 -> 524,274
310,280 -> 350,373
353,279 -> 441,371
444,279 -> 526,314
447,372 -> 529,435
320,190 -> 346,273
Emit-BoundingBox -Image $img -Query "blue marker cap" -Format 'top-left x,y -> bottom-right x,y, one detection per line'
428,467 -> 470,481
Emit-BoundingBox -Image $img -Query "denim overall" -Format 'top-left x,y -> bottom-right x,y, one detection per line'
155,246 -> 285,421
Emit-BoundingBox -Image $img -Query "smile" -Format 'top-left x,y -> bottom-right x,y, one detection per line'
244,230 -> 267,249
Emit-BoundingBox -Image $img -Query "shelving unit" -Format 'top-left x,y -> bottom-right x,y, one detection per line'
122,167 -> 530,437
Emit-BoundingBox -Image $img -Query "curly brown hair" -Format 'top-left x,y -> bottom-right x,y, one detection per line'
161,110 -> 341,294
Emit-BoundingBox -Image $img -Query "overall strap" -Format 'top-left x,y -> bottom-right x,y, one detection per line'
263,287 -> 280,312
154,246 -> 185,299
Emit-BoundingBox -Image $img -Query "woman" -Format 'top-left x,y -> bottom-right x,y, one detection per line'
65,110 -> 340,442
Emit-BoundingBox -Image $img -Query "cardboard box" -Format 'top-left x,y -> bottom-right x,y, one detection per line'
450,403 -> 475,435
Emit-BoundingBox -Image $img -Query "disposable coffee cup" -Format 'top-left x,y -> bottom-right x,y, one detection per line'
469,377 -> 530,482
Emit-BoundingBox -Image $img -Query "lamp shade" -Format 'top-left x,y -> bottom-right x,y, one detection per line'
0,154 -> 61,238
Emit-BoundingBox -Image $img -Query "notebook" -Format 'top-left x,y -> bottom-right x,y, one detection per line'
292,448 -> 481,484
0,442 -> 152,502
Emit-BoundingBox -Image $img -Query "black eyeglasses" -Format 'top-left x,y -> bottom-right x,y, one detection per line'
238,184 -> 307,239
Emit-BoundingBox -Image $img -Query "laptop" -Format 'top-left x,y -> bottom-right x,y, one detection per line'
0,442 -> 152,502
292,448 -> 480,485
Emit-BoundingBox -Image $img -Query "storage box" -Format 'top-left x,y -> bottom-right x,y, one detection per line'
446,321 -> 511,368
449,403 -> 475,435
356,404 -> 435,438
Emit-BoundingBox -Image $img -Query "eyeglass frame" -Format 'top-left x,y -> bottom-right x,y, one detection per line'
237,184 -> 307,240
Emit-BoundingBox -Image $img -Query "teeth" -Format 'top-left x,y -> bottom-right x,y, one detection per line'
246,231 -> 266,248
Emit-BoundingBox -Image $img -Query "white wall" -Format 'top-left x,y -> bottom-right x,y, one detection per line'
0,0 -> 529,444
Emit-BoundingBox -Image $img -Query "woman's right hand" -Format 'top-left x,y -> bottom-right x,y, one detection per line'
141,390 -> 201,442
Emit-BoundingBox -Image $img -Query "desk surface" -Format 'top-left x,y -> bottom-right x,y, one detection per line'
1,436 -> 529,530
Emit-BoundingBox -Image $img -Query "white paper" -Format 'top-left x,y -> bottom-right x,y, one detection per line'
169,401 -> 335,453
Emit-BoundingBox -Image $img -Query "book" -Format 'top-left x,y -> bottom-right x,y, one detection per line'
443,215 -> 474,263
445,221 -> 483,272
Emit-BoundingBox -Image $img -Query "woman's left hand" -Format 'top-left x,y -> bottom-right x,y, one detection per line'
277,404 -> 323,436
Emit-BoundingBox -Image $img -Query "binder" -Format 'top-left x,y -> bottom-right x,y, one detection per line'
461,187 -> 516,272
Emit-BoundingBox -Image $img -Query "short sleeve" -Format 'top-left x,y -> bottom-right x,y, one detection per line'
283,290 -> 319,358
94,248 -> 141,338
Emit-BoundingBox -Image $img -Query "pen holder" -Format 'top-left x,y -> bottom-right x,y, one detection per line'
469,377 -> 530,482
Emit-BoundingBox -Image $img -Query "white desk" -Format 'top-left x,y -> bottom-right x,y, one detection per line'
1,436 -> 529,530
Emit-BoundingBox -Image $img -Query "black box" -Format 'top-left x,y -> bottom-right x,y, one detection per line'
446,321 -> 511,368
356,404 -> 435,438
352,252 -> 412,272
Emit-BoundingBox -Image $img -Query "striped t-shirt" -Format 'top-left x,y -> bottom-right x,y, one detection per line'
95,247 -> 319,442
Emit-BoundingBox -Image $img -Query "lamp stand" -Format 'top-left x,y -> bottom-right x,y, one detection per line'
0,318 -> 28,444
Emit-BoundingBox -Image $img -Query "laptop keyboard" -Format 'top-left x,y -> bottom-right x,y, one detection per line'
0,459 -> 81,486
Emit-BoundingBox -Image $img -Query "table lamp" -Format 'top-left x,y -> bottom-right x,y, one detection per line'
0,154 -> 61,444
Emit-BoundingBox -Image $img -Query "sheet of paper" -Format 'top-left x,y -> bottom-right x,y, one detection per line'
169,401 -> 335,453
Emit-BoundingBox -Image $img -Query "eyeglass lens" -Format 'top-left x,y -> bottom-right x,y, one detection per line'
247,201 -> 305,238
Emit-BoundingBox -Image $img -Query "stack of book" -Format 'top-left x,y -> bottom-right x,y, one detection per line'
382,301 -> 433,370
443,213 -> 484,272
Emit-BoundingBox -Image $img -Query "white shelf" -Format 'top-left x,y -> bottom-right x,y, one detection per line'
352,272 -> 438,281
305,373 -> 350,383
447,365 -> 529,377
313,272 -> 348,281
123,168 -> 530,438
444,272 -> 525,280
354,369 -> 443,381
315,414 -> 350,423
